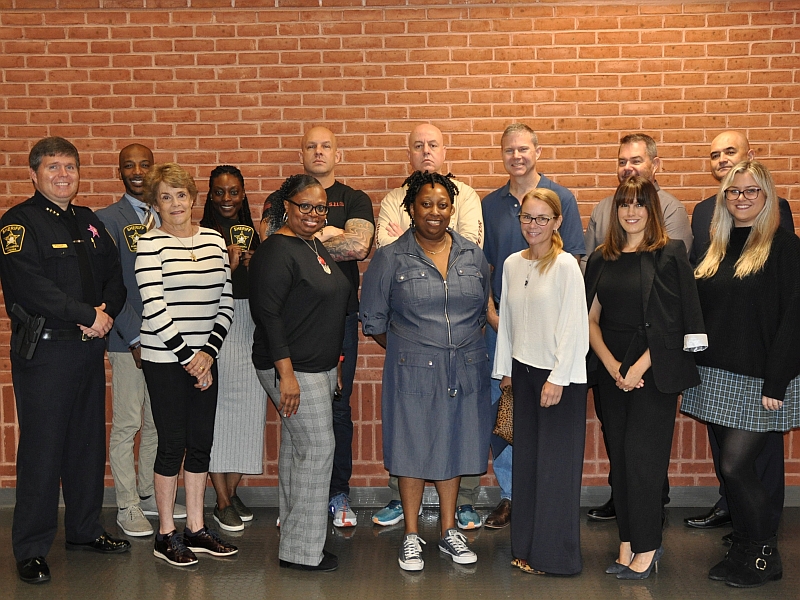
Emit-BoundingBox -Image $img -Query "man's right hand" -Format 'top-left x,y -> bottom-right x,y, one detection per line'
130,344 -> 142,369
386,222 -> 404,238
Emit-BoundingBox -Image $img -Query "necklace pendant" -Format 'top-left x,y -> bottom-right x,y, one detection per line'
190,252 -> 197,261
318,255 -> 332,274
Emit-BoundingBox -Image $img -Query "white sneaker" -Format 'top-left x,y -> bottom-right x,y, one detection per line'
398,533 -> 426,571
117,505 -> 154,537
139,495 -> 187,519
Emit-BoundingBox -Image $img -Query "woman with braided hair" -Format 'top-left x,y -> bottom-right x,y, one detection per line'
200,165 -> 266,532
361,170 -> 492,571
249,174 -> 351,572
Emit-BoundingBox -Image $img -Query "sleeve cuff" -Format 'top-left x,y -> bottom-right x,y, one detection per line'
684,333 -> 708,352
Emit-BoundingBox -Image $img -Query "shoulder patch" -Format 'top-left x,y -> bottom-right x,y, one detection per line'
1,224 -> 25,254
123,223 -> 147,253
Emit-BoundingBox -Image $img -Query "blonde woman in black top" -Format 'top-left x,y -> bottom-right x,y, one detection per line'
682,161 -> 800,588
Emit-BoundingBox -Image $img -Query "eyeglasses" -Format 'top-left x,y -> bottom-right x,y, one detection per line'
286,198 -> 329,215
725,187 -> 762,201
518,214 -> 555,226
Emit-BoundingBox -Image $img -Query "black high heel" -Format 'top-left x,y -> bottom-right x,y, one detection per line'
616,546 -> 664,580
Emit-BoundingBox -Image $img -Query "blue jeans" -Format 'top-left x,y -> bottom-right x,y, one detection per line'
329,311 -> 358,499
485,321 -> 512,500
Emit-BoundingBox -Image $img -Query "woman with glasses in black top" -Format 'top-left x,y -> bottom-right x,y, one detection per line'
249,174 -> 351,572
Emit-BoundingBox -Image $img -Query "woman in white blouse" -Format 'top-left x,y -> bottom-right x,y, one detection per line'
493,188 -> 589,576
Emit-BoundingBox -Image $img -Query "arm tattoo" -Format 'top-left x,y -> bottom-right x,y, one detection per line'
322,218 -> 375,261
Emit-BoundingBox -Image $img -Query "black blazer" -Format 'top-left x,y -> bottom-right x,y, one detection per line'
585,239 -> 706,395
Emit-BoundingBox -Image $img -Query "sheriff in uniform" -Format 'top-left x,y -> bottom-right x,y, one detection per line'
0,137 -> 129,585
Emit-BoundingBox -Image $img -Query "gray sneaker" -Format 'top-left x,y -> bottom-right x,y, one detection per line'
117,505 -> 153,537
230,495 -> 253,522
214,505 -> 244,532
139,495 -> 187,519
438,528 -> 477,564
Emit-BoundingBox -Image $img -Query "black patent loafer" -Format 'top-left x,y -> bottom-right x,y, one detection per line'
280,549 -> 338,572
587,497 -> 616,521
17,556 -> 50,584
684,507 -> 732,529
66,531 -> 131,553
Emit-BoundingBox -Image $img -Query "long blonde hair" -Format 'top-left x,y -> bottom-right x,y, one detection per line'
520,188 -> 564,275
695,160 -> 779,279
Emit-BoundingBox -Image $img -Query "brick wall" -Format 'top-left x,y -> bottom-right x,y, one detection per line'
1,1 -> 799,490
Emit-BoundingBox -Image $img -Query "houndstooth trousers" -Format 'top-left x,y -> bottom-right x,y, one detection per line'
256,367 -> 336,566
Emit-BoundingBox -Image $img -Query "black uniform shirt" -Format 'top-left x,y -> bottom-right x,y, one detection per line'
0,191 -> 125,330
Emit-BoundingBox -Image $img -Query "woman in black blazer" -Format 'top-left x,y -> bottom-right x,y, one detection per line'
585,176 -> 707,579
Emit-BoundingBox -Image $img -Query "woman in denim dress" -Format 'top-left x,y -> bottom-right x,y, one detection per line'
361,171 -> 491,572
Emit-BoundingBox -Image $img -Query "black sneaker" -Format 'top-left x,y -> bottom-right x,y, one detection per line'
153,531 -> 198,566
184,526 -> 238,557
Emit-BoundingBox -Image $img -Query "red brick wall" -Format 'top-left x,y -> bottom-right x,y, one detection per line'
1,1 -> 799,490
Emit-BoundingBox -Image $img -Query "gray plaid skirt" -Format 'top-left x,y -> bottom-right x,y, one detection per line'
681,366 -> 800,432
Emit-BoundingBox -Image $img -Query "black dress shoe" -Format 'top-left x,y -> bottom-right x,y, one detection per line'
280,549 -> 338,572
66,531 -> 131,553
684,507 -> 732,529
587,497 -> 616,521
17,556 -> 50,584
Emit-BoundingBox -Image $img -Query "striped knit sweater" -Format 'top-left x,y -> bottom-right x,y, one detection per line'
135,226 -> 234,364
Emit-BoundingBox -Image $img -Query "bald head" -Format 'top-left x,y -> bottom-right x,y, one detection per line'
408,124 -> 446,173
119,144 -> 154,200
300,126 -> 340,183
709,131 -> 754,182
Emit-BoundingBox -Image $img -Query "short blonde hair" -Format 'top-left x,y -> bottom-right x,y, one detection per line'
142,163 -> 198,206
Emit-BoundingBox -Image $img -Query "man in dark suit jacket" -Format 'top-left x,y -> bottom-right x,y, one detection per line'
97,144 -> 186,538
685,131 -> 794,532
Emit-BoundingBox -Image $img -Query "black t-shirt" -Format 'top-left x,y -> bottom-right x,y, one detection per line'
322,181 -> 374,311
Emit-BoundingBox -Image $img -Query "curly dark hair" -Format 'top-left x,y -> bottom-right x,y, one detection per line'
200,165 -> 259,250
401,170 -> 459,218
262,173 -> 323,234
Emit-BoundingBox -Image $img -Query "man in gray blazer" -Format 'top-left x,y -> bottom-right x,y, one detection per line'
97,144 -> 186,536
582,133 -> 693,521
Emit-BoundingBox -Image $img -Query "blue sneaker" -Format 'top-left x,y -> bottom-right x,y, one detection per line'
329,493 -> 357,528
373,500 -> 405,526
456,504 -> 482,530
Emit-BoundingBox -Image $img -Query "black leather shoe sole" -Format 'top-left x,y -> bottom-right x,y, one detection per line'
280,550 -> 338,572
587,509 -> 616,521
66,533 -> 131,554
684,510 -> 732,530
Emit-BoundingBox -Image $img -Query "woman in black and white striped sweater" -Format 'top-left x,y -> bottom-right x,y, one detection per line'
135,163 -> 236,567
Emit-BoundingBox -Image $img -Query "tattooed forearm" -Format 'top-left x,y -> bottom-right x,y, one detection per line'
322,218 -> 375,261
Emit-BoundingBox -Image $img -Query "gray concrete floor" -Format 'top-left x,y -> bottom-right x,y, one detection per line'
3,506 -> 798,599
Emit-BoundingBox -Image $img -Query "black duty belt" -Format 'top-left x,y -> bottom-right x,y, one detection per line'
40,328 -> 93,342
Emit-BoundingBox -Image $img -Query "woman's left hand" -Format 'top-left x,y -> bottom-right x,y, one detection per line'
185,351 -> 213,378
540,381 -> 563,407
762,396 -> 784,411
616,371 -> 645,392
195,371 -> 213,391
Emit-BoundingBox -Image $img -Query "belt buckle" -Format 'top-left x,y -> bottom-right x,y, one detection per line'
81,333 -> 91,342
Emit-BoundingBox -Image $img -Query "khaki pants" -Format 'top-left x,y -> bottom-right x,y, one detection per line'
108,351 -> 157,509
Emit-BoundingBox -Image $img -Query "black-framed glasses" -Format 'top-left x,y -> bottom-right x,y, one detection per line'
518,214 -> 555,226
286,198 -> 329,215
725,187 -> 762,201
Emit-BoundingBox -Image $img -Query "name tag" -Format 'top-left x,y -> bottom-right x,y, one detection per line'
52,243 -> 69,248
